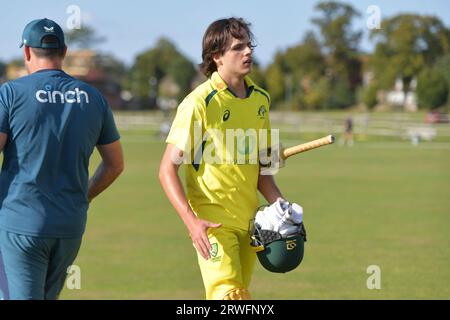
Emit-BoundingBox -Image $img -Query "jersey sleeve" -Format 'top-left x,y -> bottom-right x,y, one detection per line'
0,83 -> 12,134
97,96 -> 120,145
166,94 -> 204,155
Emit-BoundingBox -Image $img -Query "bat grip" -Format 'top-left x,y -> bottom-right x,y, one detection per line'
282,135 -> 334,159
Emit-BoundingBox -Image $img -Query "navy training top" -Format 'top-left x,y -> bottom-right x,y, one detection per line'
0,69 -> 120,238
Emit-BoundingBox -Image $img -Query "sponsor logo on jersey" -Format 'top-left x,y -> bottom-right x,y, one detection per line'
223,109 -> 231,122
210,243 -> 218,257
35,88 -> 90,104
258,105 -> 267,119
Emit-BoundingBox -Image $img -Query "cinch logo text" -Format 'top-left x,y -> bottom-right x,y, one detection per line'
35,88 -> 90,104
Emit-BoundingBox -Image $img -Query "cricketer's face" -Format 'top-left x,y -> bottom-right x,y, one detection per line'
217,35 -> 253,77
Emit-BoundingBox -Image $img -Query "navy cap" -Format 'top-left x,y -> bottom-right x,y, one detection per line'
20,18 -> 65,49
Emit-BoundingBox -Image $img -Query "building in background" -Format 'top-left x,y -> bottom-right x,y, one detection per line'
63,50 -> 124,109
4,50 -> 124,109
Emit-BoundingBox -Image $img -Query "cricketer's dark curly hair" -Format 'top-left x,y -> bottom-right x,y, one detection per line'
199,17 -> 255,78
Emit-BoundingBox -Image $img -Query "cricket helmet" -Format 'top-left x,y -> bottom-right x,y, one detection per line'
249,215 -> 307,273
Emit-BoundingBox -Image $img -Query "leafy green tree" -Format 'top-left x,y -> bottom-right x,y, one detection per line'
65,25 -> 106,49
249,59 -> 266,89
416,67 -> 448,109
284,32 -> 327,109
434,54 -> 450,103
98,54 -> 126,78
312,1 -> 362,88
265,52 -> 288,105
370,14 -> 450,91
265,33 -> 326,109
360,83 -> 378,109
312,1 -> 361,53
263,1 -> 363,110
302,77 -> 330,110
284,32 -> 326,80
326,80 -> 355,109
126,38 -> 196,107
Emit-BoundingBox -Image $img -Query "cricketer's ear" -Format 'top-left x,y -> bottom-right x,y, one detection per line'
62,46 -> 68,59
212,52 -> 222,69
23,46 -> 32,62
0,133 -> 7,153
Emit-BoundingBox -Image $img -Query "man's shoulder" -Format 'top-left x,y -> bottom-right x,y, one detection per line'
2,75 -> 27,89
74,80 -> 104,97
182,79 -> 216,107
0,79 -> 19,100
251,84 -> 271,104
0,80 -> 12,91
60,73 -> 101,94
60,73 -> 108,105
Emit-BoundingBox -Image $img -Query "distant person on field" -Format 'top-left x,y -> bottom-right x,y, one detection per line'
340,116 -> 354,147
0,18 -> 124,300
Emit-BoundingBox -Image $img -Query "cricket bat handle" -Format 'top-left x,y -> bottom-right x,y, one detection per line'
282,135 -> 335,159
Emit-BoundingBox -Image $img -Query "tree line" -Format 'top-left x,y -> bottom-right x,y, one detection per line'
1,1 -> 450,111
262,2 -> 450,111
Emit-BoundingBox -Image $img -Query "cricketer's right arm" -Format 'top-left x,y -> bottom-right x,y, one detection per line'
159,143 -> 221,260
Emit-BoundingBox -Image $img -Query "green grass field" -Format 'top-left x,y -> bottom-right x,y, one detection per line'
56,125 -> 450,300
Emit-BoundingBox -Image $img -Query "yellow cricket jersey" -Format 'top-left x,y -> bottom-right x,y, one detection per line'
166,71 -> 271,231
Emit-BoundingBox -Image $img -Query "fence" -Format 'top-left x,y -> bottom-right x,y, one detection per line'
113,111 -> 450,141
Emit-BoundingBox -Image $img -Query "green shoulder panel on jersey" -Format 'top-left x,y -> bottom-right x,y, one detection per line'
177,80 -> 211,112
192,140 -> 207,171
205,89 -> 218,107
253,87 -> 270,104
184,78 -> 218,109
179,80 -> 216,171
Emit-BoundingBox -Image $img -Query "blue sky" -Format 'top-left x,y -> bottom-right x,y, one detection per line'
1,0 -> 450,67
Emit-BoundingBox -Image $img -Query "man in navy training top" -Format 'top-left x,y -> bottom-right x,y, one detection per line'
0,18 -> 124,300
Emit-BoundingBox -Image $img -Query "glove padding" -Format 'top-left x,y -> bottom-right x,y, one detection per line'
254,198 -> 303,237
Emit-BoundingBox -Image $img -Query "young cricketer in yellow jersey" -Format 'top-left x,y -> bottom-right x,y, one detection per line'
159,17 -> 285,300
